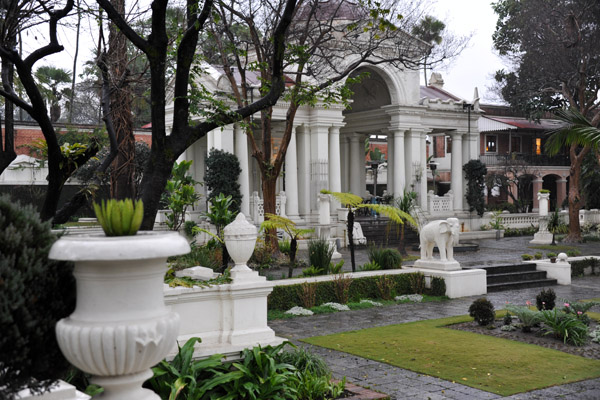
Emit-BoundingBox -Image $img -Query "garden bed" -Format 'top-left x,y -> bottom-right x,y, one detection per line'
448,319 -> 600,359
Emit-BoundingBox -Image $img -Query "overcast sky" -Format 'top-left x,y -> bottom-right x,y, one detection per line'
428,0 -> 507,104
36,0 -> 507,105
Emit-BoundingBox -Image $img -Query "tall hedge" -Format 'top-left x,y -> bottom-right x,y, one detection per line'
205,149 -> 242,214
463,159 -> 487,216
0,195 -> 76,396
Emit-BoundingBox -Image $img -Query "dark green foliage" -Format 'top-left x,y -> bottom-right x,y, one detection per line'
359,261 -> 381,271
536,288 -> 556,311
205,149 -> 242,214
368,246 -> 402,269
308,239 -> 333,274
571,258 -> 600,276
428,276 -> 446,297
503,226 -> 537,237
540,309 -> 589,346
408,272 -> 426,294
469,298 -> 496,326
276,347 -> 330,377
267,273 -> 436,311
503,311 -> 513,326
463,160 -> 487,216
0,195 -> 76,396
168,244 -> 220,271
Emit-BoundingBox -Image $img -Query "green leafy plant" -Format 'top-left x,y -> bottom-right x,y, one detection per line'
561,299 -> 600,325
469,298 -> 495,326
540,309 -> 589,346
261,214 -> 313,278
93,198 -> 144,236
539,189 -> 550,194
489,210 -> 505,230
204,148 -> 242,214
503,311 -> 513,326
322,189 -> 416,272
330,259 -> 344,274
546,252 -> 557,258
534,252 -> 543,260
566,249 -> 581,257
200,193 -> 237,272
521,254 -> 533,261
301,266 -> 323,277
308,238 -> 334,275
408,272 -> 426,294
332,274 -> 352,304
359,261 -> 381,271
278,238 -> 291,255
536,288 -> 556,310
430,276 -> 446,296
506,304 -> 542,332
368,246 -> 402,269
162,160 -> 201,231
0,196 -> 75,396
376,275 -> 395,300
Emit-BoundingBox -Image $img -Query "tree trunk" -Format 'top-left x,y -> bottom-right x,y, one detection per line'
288,238 -> 297,278
348,208 -> 356,272
139,147 -> 175,230
0,61 -> 16,174
262,174 -> 279,249
108,0 -> 135,200
565,143 -> 588,242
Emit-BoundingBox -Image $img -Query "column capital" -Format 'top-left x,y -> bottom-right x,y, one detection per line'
449,130 -> 466,139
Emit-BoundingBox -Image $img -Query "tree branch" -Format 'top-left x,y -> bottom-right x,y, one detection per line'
96,0 -> 150,53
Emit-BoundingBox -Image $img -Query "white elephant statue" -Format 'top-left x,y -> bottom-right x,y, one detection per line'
419,218 -> 460,262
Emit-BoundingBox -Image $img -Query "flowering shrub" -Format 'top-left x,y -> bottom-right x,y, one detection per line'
321,302 -> 350,311
360,299 -> 383,306
560,299 -> 599,326
285,306 -> 314,316
395,294 -> 423,302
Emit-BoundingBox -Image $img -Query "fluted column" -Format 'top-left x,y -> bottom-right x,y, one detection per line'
393,130 -> 406,197
328,126 -> 342,216
285,126 -> 300,220
234,124 -> 250,216
419,131 -> 428,208
405,129 -> 421,192
349,134 -> 362,196
450,131 -> 463,210
341,135 -> 349,192
387,133 -> 394,194
296,125 -> 311,218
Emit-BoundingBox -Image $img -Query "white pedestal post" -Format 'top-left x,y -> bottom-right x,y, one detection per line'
531,192 -> 552,244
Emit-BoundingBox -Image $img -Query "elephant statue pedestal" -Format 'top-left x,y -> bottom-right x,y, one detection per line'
414,218 -> 462,271
414,258 -> 461,271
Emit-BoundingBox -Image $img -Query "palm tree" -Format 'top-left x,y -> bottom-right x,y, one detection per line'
411,16 -> 445,86
35,66 -> 71,122
321,190 -> 416,272
546,108 -> 600,242
260,214 -> 314,278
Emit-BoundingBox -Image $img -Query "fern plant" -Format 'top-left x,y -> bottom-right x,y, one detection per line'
321,189 -> 416,272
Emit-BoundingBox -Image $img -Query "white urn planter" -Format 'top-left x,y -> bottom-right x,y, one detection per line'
49,232 -> 190,400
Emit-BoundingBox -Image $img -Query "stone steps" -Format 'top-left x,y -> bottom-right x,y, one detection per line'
355,216 -> 418,246
464,263 -> 557,292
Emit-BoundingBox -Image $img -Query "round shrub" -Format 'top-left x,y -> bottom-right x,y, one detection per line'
0,195 -> 76,395
536,288 -> 556,310
469,298 -> 495,326
205,148 -> 242,214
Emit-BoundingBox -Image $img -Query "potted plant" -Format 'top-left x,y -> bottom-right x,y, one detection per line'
50,199 -> 190,399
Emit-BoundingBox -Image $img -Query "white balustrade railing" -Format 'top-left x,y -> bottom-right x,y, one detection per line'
427,190 -> 453,215
250,191 -> 286,224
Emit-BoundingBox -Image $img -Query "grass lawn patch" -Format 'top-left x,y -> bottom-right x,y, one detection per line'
268,295 -> 448,320
302,315 -> 600,396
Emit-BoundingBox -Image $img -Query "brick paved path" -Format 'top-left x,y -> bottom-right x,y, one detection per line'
270,275 -> 600,399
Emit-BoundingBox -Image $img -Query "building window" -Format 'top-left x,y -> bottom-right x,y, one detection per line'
510,136 -> 521,153
446,136 -> 452,154
486,135 -> 497,153
535,138 -> 542,155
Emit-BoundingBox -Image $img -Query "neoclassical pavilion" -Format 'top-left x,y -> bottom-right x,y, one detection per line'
168,64 -> 480,225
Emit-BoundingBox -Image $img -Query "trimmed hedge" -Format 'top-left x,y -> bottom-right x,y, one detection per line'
268,273 -> 446,311
571,258 -> 600,277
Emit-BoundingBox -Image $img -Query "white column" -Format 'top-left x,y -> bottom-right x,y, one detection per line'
284,126 -> 300,220
328,126 -> 342,193
405,129 -> 421,192
207,130 -> 215,151
387,133 -> 394,194
393,130 -> 406,197
296,125 -> 311,218
419,131 -> 428,208
341,135 -> 349,192
234,124 -> 251,216
462,132 -> 470,211
451,132 -> 464,211
349,134 -> 362,196
221,125 -> 235,154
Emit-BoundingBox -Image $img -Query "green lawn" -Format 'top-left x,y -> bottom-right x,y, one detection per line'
302,315 -> 600,396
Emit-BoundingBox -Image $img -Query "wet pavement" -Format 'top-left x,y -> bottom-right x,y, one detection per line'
269,236 -> 600,399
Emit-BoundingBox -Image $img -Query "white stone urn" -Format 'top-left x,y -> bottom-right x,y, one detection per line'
49,232 -> 190,400
538,192 -> 550,216
224,213 -> 260,281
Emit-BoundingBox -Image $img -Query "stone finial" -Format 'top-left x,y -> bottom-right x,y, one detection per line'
429,72 -> 444,88
557,252 -> 568,263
